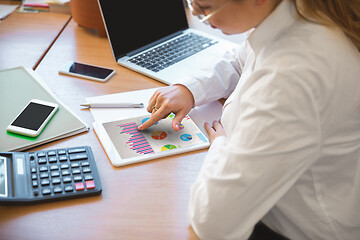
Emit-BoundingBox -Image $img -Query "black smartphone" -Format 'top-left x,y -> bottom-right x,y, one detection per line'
59,61 -> 115,82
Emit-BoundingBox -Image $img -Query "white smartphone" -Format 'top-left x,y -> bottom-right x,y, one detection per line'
59,61 -> 115,82
7,99 -> 59,137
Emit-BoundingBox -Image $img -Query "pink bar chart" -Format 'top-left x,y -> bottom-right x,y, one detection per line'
118,122 -> 155,155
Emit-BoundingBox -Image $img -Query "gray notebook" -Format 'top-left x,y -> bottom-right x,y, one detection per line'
0,66 -> 89,151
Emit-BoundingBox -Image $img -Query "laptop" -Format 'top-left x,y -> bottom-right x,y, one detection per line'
97,0 -> 237,85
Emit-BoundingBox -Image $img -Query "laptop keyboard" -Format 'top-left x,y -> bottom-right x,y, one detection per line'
128,33 -> 218,72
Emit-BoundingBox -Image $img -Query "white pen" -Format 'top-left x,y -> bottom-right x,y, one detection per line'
80,103 -> 144,108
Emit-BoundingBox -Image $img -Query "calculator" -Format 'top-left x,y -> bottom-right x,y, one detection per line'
0,146 -> 102,204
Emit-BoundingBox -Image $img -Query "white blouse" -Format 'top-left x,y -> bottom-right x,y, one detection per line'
181,0 -> 360,239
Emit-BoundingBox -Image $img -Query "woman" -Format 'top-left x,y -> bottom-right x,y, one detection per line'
138,0 -> 360,239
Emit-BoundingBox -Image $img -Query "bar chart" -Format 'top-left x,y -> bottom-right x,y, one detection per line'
117,122 -> 155,155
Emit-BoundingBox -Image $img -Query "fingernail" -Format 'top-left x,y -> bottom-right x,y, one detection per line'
138,125 -> 143,130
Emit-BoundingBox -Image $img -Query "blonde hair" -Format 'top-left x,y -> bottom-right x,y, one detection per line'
292,0 -> 360,51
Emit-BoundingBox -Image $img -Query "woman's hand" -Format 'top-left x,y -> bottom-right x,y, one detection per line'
204,120 -> 226,144
138,84 -> 195,131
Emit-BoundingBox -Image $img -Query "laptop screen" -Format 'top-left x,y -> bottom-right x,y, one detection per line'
98,0 -> 189,59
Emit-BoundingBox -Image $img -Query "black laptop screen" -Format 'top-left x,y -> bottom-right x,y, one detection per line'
98,0 -> 189,59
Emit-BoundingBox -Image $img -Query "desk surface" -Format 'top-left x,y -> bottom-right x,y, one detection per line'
0,7 -> 71,70
0,16 -> 208,240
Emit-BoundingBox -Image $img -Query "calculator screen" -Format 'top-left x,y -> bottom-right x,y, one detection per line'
0,157 -> 7,197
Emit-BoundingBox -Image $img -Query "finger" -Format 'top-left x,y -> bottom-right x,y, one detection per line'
204,121 -> 215,135
147,97 -> 157,113
151,104 -> 161,113
147,90 -> 161,112
212,120 -> 222,130
138,116 -> 158,130
149,90 -> 160,103
138,109 -> 168,130
172,110 -> 187,131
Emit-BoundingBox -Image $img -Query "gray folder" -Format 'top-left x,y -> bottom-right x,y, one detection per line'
0,66 -> 89,151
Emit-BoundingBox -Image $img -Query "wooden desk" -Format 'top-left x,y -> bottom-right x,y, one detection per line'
0,6 -> 70,70
0,18 -> 204,239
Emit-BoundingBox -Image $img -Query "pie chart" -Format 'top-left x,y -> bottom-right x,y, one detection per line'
161,144 -> 177,151
180,134 -> 192,141
151,131 -> 167,140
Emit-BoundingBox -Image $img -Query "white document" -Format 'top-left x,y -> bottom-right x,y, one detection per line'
86,88 -> 157,123
86,88 -> 223,166
0,4 -> 19,20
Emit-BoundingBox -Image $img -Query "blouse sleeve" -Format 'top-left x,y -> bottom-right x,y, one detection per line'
178,42 -> 248,106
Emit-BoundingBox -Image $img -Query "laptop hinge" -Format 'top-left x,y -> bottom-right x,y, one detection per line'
125,30 -> 184,57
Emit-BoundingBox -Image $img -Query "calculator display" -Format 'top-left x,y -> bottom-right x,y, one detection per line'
0,157 -> 7,197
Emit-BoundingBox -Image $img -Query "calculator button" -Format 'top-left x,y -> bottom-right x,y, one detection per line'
41,179 -> 50,186
48,151 -> 56,156
48,157 -> 57,163
59,156 -> 68,162
62,169 -> 71,176
50,165 -> 59,171
39,166 -> 48,172
52,178 -> 61,185
71,163 -> 80,168
40,172 -> 49,179
54,186 -> 63,194
38,158 -> 47,164
68,147 -> 86,154
63,176 -> 72,183
31,174 -> 37,180
42,188 -> 51,195
37,152 -> 46,157
61,163 -> 69,169
31,167 -> 37,173
84,174 -> 93,181
58,150 -> 66,155
64,185 -> 74,192
51,171 -> 60,177
72,169 -> 81,175
85,180 -> 95,189
73,175 -> 82,182
81,161 -> 90,167
32,180 -> 38,187
75,182 -> 85,191
82,167 -> 91,173
69,153 -> 87,161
